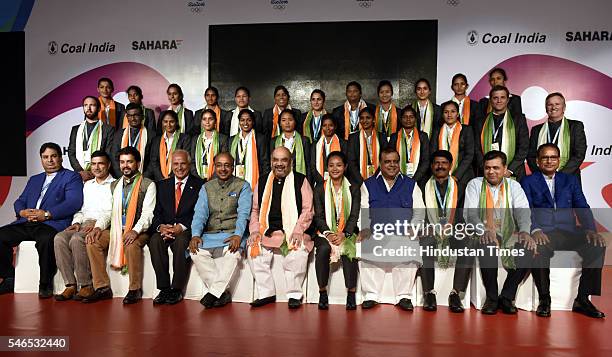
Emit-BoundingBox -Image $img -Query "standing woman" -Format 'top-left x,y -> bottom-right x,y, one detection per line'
375,80 -> 401,141
269,109 -> 310,177
124,85 -> 157,134
164,83 -> 195,135
194,86 -> 228,136
346,107 -> 387,185
302,89 -> 327,144
310,114 -> 347,187
223,87 -> 263,138
190,109 -> 229,181
313,151 -> 360,310
412,78 -> 441,138
450,74 -> 479,126
333,81 -> 375,141
229,109 -> 270,191
262,85 -> 302,139
388,106 -> 430,186
147,110 -> 190,181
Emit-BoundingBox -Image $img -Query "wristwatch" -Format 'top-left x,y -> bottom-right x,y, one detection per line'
44,211 -> 50,220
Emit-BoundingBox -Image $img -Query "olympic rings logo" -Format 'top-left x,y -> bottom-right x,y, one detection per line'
272,4 -> 286,10
357,1 -> 373,8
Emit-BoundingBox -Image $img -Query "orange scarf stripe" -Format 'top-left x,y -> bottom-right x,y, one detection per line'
360,131 -> 378,179
485,182 -> 504,230
409,129 -> 420,163
272,105 -> 280,138
438,124 -> 462,171
318,135 -> 341,175
462,98 -> 471,125
123,176 -> 143,266
258,173 -> 275,234
251,134 -> 260,191
98,97 -> 117,127
375,103 -> 398,134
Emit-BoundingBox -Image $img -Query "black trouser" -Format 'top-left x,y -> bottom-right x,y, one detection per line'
313,236 -> 358,289
0,222 -> 58,287
420,235 -> 474,293
530,229 -> 605,298
148,230 -> 192,291
419,236 -> 436,293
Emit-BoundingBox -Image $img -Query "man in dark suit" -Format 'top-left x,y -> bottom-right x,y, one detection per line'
111,103 -> 155,178
332,81 -> 375,140
68,96 -> 115,181
97,77 -> 125,130
0,142 -> 83,297
149,149 -> 204,305
474,85 -> 529,180
527,92 -> 587,178
477,68 -> 523,125
194,86 -> 229,136
521,143 -> 606,318
222,87 -> 263,138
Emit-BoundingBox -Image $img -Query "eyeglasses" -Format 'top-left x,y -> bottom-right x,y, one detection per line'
539,156 -> 559,161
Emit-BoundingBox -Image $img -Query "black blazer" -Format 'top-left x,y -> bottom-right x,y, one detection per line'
413,100 -> 442,135
221,108 -> 264,138
331,101 -> 376,140
146,133 -> 191,182
388,129 -> 430,187
229,132 -> 271,179
111,127 -> 155,178
527,119 -> 587,177
269,134 -> 311,179
107,101 -> 125,131
457,98 -> 481,127
313,180 -> 361,236
309,137 -> 348,187
149,174 -> 205,234
156,107 -> 195,137
68,121 -> 115,172
346,130 -> 388,185
193,107 -> 230,136
261,107 -> 303,139
188,132 -> 230,179
429,125 -> 475,188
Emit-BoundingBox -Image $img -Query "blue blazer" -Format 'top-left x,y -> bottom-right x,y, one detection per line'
11,168 -> 84,232
521,171 -> 595,233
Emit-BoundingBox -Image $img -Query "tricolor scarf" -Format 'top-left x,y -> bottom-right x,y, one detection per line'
230,130 -> 260,191
396,128 -> 421,177
75,120 -> 102,171
438,123 -> 462,174
302,109 -> 327,144
413,99 -> 434,137
205,105 -> 222,132
537,117 -> 571,170
122,105 -> 147,129
169,105 -> 186,134
251,171 -> 299,257
375,103 -> 398,138
274,131 -> 306,176
98,97 -> 117,127
358,130 -> 380,180
481,110 -> 516,165
424,176 -> 458,268
159,131 -> 181,179
452,96 -> 472,125
121,127 -> 148,173
322,177 -> 356,262
315,135 -> 341,178
195,130 -> 219,180
231,106 -> 253,137
478,178 -> 516,269
271,104 -> 292,138
109,174 -> 143,270
343,99 -> 367,140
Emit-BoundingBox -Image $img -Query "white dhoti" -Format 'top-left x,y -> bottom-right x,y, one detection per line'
359,260 -> 419,303
248,245 -> 309,300
192,246 -> 240,298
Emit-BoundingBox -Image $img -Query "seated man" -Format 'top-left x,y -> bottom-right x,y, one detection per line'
54,151 -> 114,301
149,150 -> 204,305
0,143 -> 83,297
247,147 -> 314,309
85,146 -> 156,304
188,152 -> 251,308
521,143 -> 606,318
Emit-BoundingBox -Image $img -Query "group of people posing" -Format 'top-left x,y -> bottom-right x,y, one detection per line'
0,68 -> 606,319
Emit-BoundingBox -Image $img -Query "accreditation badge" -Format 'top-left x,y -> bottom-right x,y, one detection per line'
406,163 -> 415,176
491,143 -> 500,151
202,165 -> 208,179
236,164 -> 245,178
367,165 -> 376,177
323,171 -> 329,180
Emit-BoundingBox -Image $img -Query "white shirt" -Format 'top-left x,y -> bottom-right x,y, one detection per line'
36,172 -> 57,209
452,96 -> 465,116
283,132 -> 295,151
349,108 -> 359,131
173,176 -> 189,231
72,175 -> 115,229
543,172 -> 555,199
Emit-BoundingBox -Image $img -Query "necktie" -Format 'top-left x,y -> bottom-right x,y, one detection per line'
175,181 -> 182,213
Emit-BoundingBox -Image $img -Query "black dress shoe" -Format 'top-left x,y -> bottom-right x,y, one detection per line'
423,292 -> 437,311
498,296 -> 517,314
250,295 -> 276,308
396,298 -> 414,311
166,289 -> 184,305
481,298 -> 498,315
318,291 -> 329,310
362,300 -> 378,309
213,291 -> 231,308
0,278 -> 14,295
448,292 -> 465,313
38,284 -> 54,299
288,298 -> 302,309
122,289 -> 142,304
200,293 -> 217,308
153,289 -> 170,305
573,297 -> 605,318
82,287 -> 113,303
536,297 -> 551,317
346,292 -> 356,310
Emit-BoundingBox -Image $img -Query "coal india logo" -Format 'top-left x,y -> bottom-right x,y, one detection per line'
48,41 -> 58,55
467,30 -> 478,45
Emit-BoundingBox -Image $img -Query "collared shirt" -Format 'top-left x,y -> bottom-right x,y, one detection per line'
72,175 -> 115,229
36,172 -> 57,209
381,105 -> 390,121
452,96 -> 465,117
543,172 -> 555,201
282,132 -> 295,151
164,131 -> 175,152
349,108 -> 359,131
173,176 -> 189,231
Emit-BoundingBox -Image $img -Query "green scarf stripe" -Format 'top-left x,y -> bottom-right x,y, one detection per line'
398,130 -> 408,174
326,178 -> 357,261
303,111 -> 314,143
560,117 -> 571,169
482,111 -> 515,164
274,132 -> 306,175
195,131 -> 219,177
85,122 -> 101,170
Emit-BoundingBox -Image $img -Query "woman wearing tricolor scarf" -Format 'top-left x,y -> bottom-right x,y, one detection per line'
301,89 -> 327,144
189,109 -> 229,181
194,86 -> 229,136
374,80 -> 401,141
310,114 -> 347,187
229,109 -> 270,191
388,106 -> 430,186
450,73 -> 479,127
262,85 -> 302,139
269,109 -> 311,178
346,107 -> 388,185
332,81 -> 375,140
313,152 -> 359,310
429,101 -> 475,189
412,78 -> 441,138
96,77 -> 125,130
222,87 -> 263,138
147,110 -> 189,181
162,83 -> 195,136
123,85 -> 157,135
